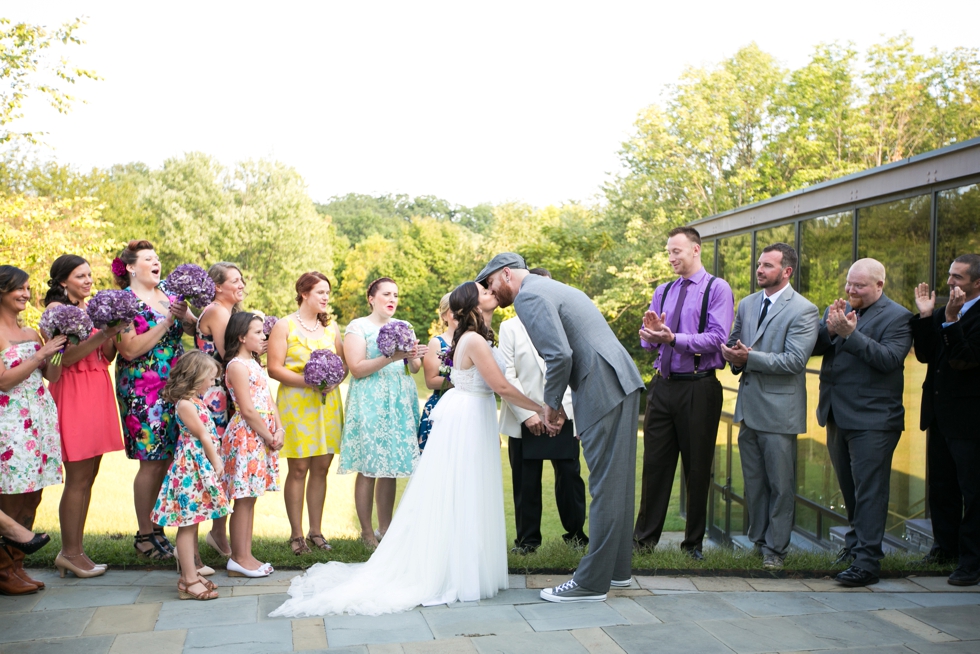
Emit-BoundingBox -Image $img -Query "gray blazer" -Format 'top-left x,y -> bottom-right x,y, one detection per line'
728,286 -> 819,435
514,274 -> 644,433
813,294 -> 912,432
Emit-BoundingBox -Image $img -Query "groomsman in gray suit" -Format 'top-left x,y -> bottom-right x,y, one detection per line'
722,243 -> 819,570
812,258 -> 912,587
478,253 -> 644,603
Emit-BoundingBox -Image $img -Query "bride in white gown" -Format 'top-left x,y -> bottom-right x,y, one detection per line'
271,282 -> 551,617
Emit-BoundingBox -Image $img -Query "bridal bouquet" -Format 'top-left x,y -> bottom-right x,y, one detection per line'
164,264 -> 215,309
262,315 -> 279,340
86,289 -> 140,341
38,304 -> 93,366
304,349 -> 345,404
376,321 -> 416,375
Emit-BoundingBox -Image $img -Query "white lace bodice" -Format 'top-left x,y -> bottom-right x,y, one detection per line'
450,336 -> 504,396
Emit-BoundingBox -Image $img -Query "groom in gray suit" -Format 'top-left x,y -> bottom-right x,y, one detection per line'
478,253 -> 644,603
722,243 -> 819,570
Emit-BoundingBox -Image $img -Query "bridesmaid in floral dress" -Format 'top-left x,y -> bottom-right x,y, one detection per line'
113,240 -> 195,560
0,265 -> 66,594
340,277 -> 425,548
417,293 -> 456,452
268,272 -> 347,555
195,262 -> 246,558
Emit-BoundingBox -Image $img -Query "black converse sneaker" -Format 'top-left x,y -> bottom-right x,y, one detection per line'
540,579 -> 607,602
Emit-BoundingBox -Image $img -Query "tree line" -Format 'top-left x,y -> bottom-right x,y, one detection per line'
1,21 -> 977,378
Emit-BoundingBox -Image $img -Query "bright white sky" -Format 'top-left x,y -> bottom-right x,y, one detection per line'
7,1 -> 980,207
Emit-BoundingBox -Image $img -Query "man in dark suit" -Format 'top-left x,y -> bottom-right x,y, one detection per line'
813,258 -> 913,587
911,253 -> 980,586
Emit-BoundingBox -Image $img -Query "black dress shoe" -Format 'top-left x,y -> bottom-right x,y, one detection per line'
1,533 -> 51,555
510,544 -> 538,555
836,565 -> 879,587
684,548 -> 704,562
948,567 -> 980,586
834,548 -> 854,566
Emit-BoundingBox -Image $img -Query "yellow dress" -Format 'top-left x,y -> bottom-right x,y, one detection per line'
277,316 -> 344,458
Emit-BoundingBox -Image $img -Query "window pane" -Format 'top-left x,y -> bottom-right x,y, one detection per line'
857,194 -> 931,313
800,211 -> 853,313
755,224 -> 795,253
717,233 -> 752,307
937,183 -> 980,298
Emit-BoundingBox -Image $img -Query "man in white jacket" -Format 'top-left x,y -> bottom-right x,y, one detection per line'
498,268 -> 587,554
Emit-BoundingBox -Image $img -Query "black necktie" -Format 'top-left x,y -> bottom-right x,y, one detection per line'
757,297 -> 771,328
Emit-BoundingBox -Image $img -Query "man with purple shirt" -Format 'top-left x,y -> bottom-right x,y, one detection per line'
633,226 -> 734,558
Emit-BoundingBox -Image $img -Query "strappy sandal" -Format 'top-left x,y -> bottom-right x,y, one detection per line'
289,536 -> 311,556
306,533 -> 332,551
153,527 -> 175,554
134,532 -> 174,560
177,578 -> 218,601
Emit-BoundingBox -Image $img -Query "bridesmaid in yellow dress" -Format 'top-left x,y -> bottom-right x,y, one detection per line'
267,272 -> 347,555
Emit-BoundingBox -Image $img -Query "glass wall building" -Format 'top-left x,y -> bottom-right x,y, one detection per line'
687,136 -> 980,550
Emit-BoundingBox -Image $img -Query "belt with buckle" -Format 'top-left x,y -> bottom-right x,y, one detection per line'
657,369 -> 716,381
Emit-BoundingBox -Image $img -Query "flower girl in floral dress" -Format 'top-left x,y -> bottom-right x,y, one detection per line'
151,351 -> 230,601
221,312 -> 282,577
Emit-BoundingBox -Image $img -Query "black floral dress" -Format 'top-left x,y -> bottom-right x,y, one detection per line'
115,287 -> 185,460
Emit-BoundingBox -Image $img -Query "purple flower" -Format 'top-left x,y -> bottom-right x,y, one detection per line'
262,315 -> 278,339
304,349 -> 345,404
438,350 -> 453,391
86,290 -> 140,338
164,264 -> 216,309
38,304 -> 93,365
376,321 -> 416,357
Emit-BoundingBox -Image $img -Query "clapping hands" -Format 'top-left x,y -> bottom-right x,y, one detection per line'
638,310 -> 675,345
826,298 -> 857,338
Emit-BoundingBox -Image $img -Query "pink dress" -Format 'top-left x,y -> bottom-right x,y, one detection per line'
49,329 -> 124,462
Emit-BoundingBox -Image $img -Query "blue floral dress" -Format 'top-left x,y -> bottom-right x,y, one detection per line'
116,287 -> 184,460
416,335 -> 449,452
339,318 -> 420,477
151,398 -> 231,527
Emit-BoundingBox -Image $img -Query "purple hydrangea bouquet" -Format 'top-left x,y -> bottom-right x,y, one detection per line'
38,304 -> 93,366
164,264 -> 216,309
86,289 -> 140,341
262,315 -> 279,340
304,349 -> 345,404
376,320 -> 417,375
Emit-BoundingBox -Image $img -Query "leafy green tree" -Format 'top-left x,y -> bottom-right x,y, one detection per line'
0,17 -> 98,144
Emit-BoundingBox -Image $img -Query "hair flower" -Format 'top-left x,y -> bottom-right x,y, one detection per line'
111,257 -> 128,278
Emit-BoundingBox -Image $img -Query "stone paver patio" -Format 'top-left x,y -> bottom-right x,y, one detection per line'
1,569 -> 978,653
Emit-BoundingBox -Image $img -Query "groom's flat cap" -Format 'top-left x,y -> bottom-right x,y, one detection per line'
476,252 -> 527,287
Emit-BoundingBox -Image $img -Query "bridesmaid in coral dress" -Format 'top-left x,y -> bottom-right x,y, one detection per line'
44,255 -> 126,579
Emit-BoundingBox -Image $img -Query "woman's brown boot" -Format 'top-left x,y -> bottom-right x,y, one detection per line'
0,544 -> 38,595
7,545 -> 44,590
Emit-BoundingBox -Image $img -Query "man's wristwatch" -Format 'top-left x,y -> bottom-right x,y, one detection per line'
669,338 -> 676,348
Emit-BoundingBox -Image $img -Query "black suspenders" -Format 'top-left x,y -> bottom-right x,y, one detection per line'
658,276 -> 716,373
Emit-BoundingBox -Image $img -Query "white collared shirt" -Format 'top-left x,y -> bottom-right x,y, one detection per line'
760,284 -> 788,319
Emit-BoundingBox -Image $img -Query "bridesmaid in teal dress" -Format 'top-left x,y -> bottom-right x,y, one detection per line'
340,277 -> 425,548
417,293 -> 456,452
